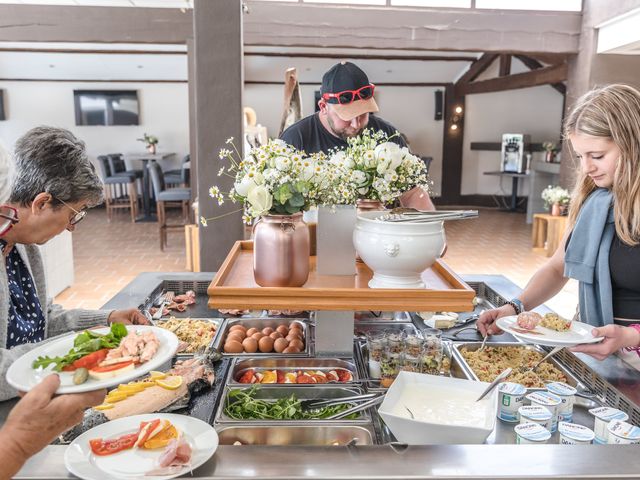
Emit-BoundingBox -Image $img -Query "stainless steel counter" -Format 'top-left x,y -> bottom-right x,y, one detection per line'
11,273 -> 640,480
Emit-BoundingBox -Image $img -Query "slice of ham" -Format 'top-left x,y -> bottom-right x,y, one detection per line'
159,437 -> 192,468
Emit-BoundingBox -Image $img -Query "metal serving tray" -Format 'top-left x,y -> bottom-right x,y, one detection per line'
216,424 -> 375,446
452,342 -> 584,390
228,357 -> 359,385
354,321 -> 420,338
156,317 -> 223,356
213,318 -> 313,357
215,385 -> 371,424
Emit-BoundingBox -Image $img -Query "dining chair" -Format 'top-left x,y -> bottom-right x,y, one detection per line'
97,155 -> 138,223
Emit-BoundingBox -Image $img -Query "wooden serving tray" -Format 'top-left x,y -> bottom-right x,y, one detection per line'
208,241 -> 475,312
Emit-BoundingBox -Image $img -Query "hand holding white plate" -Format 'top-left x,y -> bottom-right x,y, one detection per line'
64,413 -> 218,480
6,325 -> 179,394
496,315 -> 604,347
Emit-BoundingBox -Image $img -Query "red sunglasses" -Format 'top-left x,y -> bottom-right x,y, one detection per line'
0,205 -> 18,237
322,84 -> 375,105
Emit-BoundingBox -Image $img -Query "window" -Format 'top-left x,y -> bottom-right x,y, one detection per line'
475,0 -> 581,11
391,0 -> 471,7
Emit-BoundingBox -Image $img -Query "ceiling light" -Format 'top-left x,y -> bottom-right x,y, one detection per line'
450,124 -> 458,131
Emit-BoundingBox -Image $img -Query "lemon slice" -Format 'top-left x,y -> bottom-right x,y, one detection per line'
117,384 -> 146,394
155,375 -> 183,390
136,381 -> 157,388
94,403 -> 114,411
105,391 -> 129,403
149,371 -> 167,380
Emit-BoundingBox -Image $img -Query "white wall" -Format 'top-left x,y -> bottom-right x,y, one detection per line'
244,84 -> 446,195
0,81 -> 190,173
461,58 -> 564,197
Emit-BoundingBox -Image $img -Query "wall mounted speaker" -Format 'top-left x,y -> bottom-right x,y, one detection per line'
434,90 -> 443,121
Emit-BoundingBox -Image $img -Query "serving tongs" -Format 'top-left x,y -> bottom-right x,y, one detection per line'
302,392 -> 378,410
326,393 -> 387,420
376,209 -> 478,223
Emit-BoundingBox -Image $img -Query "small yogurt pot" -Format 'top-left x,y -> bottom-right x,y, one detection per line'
526,391 -> 562,433
558,421 -> 595,445
589,407 -> 629,444
515,422 -> 551,444
498,382 -> 527,422
518,405 -> 553,430
607,420 -> 640,445
546,382 -> 577,422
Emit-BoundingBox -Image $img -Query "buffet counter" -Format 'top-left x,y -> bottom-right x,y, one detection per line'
11,273 -> 640,480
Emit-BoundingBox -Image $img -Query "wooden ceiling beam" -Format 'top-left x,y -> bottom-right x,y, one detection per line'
455,53 -> 498,86
455,63 -> 568,95
498,54 -> 511,77
514,55 -> 567,95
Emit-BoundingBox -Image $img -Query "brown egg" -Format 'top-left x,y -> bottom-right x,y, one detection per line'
228,330 -> 246,340
283,345 -> 301,354
289,338 -> 304,351
289,322 -> 304,330
276,324 -> 289,336
229,325 -> 247,333
226,332 -> 244,344
242,337 -> 258,353
246,327 -> 259,337
286,333 -> 302,342
224,340 -> 244,353
251,332 -> 265,341
261,327 -> 274,335
269,331 -> 283,340
258,336 -> 274,353
273,337 -> 289,353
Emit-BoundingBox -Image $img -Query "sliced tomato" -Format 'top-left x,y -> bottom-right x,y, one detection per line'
276,370 -> 285,384
135,419 -> 162,447
238,370 -> 255,384
336,369 -> 353,382
325,371 -> 339,382
89,433 -> 138,456
296,373 -> 315,384
62,349 -> 110,372
310,373 -> 328,384
91,361 -> 134,373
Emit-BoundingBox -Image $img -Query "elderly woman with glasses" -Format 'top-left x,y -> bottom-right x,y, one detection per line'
0,126 -> 148,403
0,140 -> 105,479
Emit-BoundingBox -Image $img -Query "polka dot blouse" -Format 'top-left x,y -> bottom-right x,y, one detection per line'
2,241 -> 46,348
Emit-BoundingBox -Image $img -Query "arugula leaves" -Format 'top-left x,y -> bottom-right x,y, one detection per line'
32,323 -> 128,371
224,386 -> 359,421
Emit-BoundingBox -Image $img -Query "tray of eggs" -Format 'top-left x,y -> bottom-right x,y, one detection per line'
214,318 -> 312,357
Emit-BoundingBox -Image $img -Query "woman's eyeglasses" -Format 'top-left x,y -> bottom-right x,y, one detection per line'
322,84 -> 375,105
0,205 -> 19,237
55,197 -> 87,226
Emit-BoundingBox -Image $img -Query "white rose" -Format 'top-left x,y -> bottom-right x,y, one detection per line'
343,156 -> 355,169
247,185 -> 273,217
350,170 -> 367,186
330,150 -> 347,165
387,151 -> 403,171
234,172 -> 263,197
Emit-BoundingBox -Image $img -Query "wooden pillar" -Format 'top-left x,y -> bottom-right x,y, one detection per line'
194,0 -> 244,271
187,36 -> 197,205
440,84 -> 465,205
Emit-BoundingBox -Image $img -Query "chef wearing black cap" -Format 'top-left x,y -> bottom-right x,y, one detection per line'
280,61 -> 434,210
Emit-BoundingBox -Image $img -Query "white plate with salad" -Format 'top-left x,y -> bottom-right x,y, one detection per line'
65,413 -> 218,480
6,324 -> 179,394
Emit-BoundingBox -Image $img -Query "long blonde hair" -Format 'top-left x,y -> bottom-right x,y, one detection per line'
565,84 -> 640,246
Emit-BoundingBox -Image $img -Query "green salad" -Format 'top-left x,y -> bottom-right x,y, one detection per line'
224,386 -> 359,420
32,323 -> 128,371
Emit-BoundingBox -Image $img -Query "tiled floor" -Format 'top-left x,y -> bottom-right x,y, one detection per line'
54,207 -> 578,318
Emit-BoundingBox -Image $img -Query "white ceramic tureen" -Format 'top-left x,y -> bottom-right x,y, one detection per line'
353,211 -> 446,289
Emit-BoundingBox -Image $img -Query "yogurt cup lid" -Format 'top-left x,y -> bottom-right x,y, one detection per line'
498,382 -> 527,395
515,422 -> 551,442
546,382 -> 577,396
519,405 -> 552,421
607,420 -> 640,440
526,391 -> 562,406
589,406 -> 629,423
558,422 -> 595,442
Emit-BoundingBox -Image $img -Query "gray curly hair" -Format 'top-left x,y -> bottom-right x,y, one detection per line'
9,126 -> 104,207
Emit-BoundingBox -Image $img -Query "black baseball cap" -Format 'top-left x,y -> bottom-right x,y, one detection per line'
321,61 -> 379,121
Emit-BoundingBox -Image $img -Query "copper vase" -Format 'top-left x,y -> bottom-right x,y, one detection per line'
253,213 -> 310,287
356,199 -> 386,262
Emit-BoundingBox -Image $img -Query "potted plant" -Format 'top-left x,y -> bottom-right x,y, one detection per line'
541,185 -> 570,216
137,133 -> 159,154
204,138 -> 326,287
542,141 -> 559,163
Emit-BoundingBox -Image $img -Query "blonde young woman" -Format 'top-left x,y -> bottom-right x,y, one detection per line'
478,84 -> 640,369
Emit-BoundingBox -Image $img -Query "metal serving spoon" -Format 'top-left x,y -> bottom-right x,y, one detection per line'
475,367 -> 512,402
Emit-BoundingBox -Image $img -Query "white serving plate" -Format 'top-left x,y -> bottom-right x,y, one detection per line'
378,371 -> 498,445
6,325 -> 179,394
496,315 -> 604,347
64,413 -> 218,480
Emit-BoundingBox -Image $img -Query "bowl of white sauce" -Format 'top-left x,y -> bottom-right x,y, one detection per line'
378,371 -> 498,444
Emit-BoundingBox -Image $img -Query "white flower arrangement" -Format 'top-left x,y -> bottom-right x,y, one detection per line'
319,128 -> 430,205
541,185 -> 570,209
204,138 -> 326,225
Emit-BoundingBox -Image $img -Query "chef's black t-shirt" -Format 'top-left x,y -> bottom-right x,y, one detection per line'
280,113 -> 406,155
